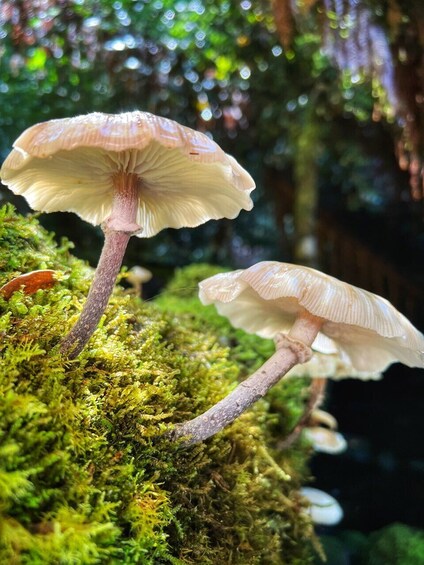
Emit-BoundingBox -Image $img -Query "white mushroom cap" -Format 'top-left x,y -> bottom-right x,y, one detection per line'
0,112 -> 255,237
303,427 -> 348,454
300,487 -> 344,526
127,265 -> 153,285
198,261 -> 424,372
309,409 -> 338,430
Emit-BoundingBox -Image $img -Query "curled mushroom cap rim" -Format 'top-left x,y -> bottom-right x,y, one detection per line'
0,111 -> 255,238
286,350 -> 382,380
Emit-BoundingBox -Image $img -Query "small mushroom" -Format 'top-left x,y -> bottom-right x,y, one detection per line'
173,261 -> 424,444
299,487 -> 344,526
1,112 -> 255,357
281,347 -> 380,448
309,409 -> 338,430
303,427 -> 348,454
279,350 -> 380,449
126,265 -> 152,297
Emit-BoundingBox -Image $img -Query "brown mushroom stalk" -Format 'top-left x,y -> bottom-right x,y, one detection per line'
61,173 -> 142,358
173,311 -> 323,445
277,378 -> 327,450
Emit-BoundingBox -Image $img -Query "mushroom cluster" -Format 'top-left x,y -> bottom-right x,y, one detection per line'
0,111 -> 255,357
174,261 -> 424,444
2,113 -> 423,450
305,408 -> 346,453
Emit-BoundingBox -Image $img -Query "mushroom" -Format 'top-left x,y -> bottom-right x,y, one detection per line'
126,265 -> 153,297
282,345 -> 381,448
279,350 -> 380,448
299,487 -> 344,526
303,427 -> 348,454
280,349 -> 380,449
198,261 -> 424,372
0,111 -> 255,357
277,377 -> 328,450
173,261 -> 424,444
309,409 -> 338,430
281,342 -> 380,448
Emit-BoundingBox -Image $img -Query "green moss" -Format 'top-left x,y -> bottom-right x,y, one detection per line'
0,205 -> 315,564
155,263 -> 276,372
366,523 -> 424,565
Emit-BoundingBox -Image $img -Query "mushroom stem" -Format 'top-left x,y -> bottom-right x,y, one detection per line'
172,311 -> 324,446
276,378 -> 327,450
60,173 -> 141,358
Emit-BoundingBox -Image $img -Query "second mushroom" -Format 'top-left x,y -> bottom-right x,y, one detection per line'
0,111 -> 255,358
174,261 -> 424,444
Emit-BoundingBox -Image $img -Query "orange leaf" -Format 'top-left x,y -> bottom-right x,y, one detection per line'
0,270 -> 59,300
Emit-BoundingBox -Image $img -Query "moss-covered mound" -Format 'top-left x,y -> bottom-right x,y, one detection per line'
366,523 -> 424,565
0,205 -> 315,564
156,263 -> 276,373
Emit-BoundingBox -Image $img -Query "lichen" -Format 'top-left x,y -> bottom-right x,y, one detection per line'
0,205 -> 315,564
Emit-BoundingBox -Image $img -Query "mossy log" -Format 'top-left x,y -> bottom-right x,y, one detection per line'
0,205 -> 316,564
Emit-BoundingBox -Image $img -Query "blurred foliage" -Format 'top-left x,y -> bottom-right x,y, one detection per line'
315,523 -> 424,565
366,522 -> 424,565
275,0 -> 424,198
0,205 -> 316,564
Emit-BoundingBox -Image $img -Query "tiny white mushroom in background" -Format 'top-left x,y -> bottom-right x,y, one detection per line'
309,409 -> 338,430
0,111 -> 255,357
281,347 -> 380,449
126,265 -> 152,297
173,261 -> 424,445
281,341 -> 380,449
276,377 -> 347,452
300,487 -> 344,526
277,377 -> 328,450
303,427 -> 348,454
